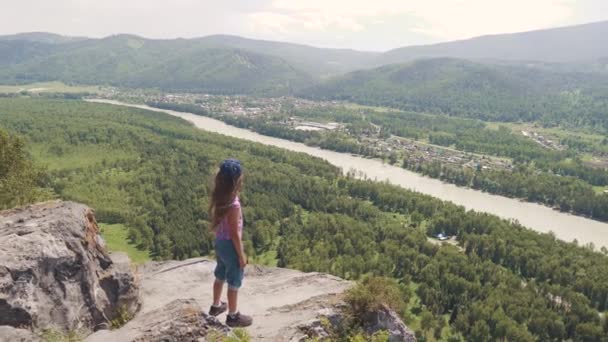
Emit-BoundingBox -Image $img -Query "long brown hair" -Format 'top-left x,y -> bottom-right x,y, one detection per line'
209,171 -> 243,229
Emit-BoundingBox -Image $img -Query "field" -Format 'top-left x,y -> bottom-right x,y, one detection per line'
488,121 -> 607,151
594,186 -> 608,195
30,144 -> 136,171
100,223 -> 151,264
0,81 -> 102,94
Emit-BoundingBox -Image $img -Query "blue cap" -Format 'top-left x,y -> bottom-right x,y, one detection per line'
219,159 -> 242,180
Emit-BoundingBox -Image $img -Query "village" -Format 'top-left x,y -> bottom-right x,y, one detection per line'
100,89 -> 333,118
521,130 -> 564,151
357,132 -> 513,172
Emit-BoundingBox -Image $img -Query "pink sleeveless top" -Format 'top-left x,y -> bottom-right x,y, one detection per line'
215,196 -> 243,240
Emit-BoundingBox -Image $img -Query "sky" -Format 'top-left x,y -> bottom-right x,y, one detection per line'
1,0 -> 607,51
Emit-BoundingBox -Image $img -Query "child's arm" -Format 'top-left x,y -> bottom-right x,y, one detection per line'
227,207 -> 247,268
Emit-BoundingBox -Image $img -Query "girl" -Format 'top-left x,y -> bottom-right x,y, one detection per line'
208,158 -> 253,327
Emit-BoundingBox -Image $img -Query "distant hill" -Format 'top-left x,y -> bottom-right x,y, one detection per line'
0,35 -> 314,95
0,32 -> 85,44
302,58 -> 608,129
193,35 -> 379,78
379,21 -> 608,65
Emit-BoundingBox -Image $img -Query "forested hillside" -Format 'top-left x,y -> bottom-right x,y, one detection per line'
0,35 -> 313,95
0,32 -> 85,44
302,58 -> 608,131
1,98 -> 608,340
3,23 -> 608,115
0,40 -> 56,66
193,34 -> 378,77
379,20 -> 608,65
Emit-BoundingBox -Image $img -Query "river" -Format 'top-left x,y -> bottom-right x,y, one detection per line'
88,99 -> 608,249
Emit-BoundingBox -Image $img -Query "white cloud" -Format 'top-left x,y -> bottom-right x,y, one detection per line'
248,0 -> 576,40
0,0 -> 251,38
1,0 -> 596,50
248,11 -> 364,34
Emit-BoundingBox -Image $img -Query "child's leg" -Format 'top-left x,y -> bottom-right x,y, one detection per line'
226,262 -> 244,314
213,255 -> 227,306
227,288 -> 238,314
217,240 -> 243,311
213,279 -> 224,306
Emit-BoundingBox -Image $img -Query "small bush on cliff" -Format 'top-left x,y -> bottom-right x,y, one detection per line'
344,276 -> 407,322
347,330 -> 390,342
110,305 -> 134,329
39,328 -> 85,342
208,328 -> 251,342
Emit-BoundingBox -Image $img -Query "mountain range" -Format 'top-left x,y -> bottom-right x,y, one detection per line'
1,21 -> 608,112
379,20 -> 608,65
301,58 -> 608,127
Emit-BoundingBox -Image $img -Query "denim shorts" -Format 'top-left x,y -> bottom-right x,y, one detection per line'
214,239 -> 244,289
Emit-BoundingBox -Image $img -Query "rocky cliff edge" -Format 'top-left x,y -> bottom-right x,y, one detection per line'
0,201 -> 415,341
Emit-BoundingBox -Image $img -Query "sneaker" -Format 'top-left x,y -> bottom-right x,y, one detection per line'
209,302 -> 227,316
226,312 -> 253,327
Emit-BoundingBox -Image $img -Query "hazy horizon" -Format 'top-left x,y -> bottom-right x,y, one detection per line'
1,17 -> 606,53
2,0 -> 608,51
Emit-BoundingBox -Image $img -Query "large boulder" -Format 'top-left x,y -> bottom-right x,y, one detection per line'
0,201 -> 140,334
0,326 -> 40,342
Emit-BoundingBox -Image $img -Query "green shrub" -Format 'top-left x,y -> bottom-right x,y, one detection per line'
370,330 -> 390,342
208,328 -> 251,342
110,305 -> 134,329
39,328 -> 84,342
230,328 -> 251,342
344,276 -> 406,322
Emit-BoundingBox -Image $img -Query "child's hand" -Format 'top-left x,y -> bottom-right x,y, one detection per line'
239,255 -> 248,269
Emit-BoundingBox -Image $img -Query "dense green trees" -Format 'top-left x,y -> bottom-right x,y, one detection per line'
276,176 -> 608,340
0,98 -> 337,260
0,128 -> 53,209
3,98 -> 608,341
406,156 -> 608,221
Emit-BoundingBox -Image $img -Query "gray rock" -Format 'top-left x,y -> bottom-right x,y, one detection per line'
0,201 -> 140,333
0,326 -> 40,342
132,299 -> 227,342
297,305 -> 416,342
297,318 -> 331,340
86,299 -> 228,342
363,305 -> 416,342
113,257 -> 352,341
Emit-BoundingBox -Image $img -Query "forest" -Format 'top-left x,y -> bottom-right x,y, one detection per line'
1,98 -> 608,341
302,58 -> 608,133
